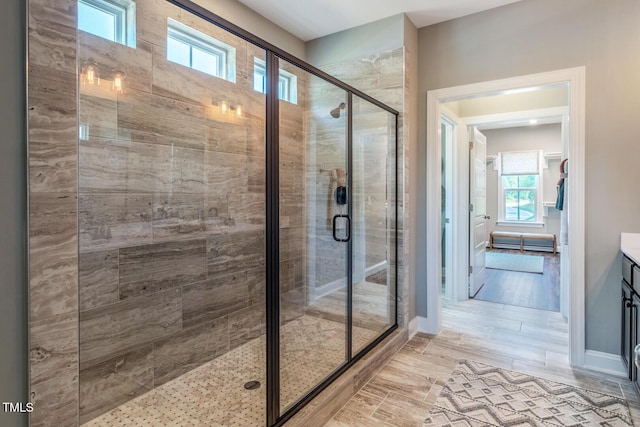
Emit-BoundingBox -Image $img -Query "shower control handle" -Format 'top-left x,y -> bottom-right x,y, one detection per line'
332,214 -> 351,242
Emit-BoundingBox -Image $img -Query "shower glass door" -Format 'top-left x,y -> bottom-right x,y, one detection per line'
278,58 -> 350,412
351,95 -> 397,354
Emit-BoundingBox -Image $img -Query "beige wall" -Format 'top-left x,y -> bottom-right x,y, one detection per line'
417,0 -> 640,353
483,124 -> 562,239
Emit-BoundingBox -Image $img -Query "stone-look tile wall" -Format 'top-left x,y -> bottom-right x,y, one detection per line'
351,98 -> 395,283
304,77 -> 349,295
75,0 -> 308,423
28,0 -> 307,424
28,0 -> 79,425
303,79 -> 394,291
314,48 -> 406,325
278,63 -> 308,323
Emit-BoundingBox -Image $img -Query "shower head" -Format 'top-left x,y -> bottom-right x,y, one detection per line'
330,102 -> 346,118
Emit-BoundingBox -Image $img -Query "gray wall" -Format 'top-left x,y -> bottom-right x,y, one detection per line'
417,0 -> 640,353
0,0 -> 27,425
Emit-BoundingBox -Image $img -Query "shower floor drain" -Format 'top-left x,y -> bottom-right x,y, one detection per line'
244,381 -> 261,390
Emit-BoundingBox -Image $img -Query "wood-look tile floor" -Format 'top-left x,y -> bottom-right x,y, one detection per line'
474,248 -> 561,311
325,299 -> 640,426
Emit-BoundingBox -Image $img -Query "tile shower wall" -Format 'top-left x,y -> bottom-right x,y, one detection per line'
279,90 -> 308,324
351,98 -> 395,283
307,49 -> 403,300
305,82 -> 348,293
318,48 -> 408,327
28,0 -> 79,425
25,0 -> 319,423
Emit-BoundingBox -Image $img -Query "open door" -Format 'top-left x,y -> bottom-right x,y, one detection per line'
469,127 -> 488,297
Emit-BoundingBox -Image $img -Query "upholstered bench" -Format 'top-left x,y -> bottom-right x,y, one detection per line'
490,231 -> 557,254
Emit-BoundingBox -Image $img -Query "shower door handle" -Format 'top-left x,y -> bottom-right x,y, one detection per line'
332,214 -> 351,242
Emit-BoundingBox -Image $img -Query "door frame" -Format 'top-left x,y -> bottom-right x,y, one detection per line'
424,67 -> 586,367
440,112 -> 456,301
440,105 -> 471,302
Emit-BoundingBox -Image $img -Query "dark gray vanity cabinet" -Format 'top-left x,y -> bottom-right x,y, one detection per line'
622,279 -> 634,378
633,292 -> 640,390
621,255 -> 637,381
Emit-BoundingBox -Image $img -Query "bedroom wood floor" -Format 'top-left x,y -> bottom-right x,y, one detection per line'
473,248 -> 560,311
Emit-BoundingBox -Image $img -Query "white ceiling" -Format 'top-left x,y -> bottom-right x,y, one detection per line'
237,0 -> 522,41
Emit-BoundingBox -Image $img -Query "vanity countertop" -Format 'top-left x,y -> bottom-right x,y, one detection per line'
621,233 -> 640,265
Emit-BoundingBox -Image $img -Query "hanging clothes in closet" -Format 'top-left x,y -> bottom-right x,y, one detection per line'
556,159 -> 568,245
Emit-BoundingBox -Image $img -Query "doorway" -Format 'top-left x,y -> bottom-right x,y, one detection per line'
473,122 -> 564,312
425,67 -> 586,366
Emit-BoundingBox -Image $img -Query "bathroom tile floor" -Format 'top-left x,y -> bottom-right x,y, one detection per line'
325,298 -> 640,426
83,315 -> 376,427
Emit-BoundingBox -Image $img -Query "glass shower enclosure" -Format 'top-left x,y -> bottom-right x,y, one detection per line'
76,0 -> 398,425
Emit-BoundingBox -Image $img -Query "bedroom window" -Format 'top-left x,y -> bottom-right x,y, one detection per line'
502,175 -> 538,222
498,151 -> 543,225
253,58 -> 298,104
78,0 -> 136,47
167,19 -> 236,82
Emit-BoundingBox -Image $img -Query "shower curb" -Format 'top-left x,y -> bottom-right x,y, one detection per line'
284,328 -> 408,427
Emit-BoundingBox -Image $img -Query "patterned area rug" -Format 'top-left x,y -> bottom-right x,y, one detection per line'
486,252 -> 544,274
424,360 -> 632,426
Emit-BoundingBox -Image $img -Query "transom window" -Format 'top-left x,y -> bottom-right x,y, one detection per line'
253,58 -> 298,104
77,0 -> 136,47
498,151 -> 543,224
167,19 -> 236,82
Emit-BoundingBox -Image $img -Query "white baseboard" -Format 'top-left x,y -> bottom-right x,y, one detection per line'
408,322 -> 625,379
310,262 -> 389,302
310,278 -> 344,301
366,261 -> 387,276
409,317 -> 419,339
582,350 -> 627,378
409,316 -> 439,336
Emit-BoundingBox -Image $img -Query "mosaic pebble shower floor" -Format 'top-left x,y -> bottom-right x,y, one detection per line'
83,315 -> 377,426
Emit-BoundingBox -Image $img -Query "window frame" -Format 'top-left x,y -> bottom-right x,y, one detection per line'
253,58 -> 298,104
499,175 -> 540,223
77,0 -> 136,48
167,18 -> 236,82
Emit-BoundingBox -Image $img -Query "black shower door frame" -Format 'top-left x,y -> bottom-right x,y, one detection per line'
166,1 -> 399,425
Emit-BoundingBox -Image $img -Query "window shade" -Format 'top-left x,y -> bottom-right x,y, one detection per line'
500,151 -> 541,175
